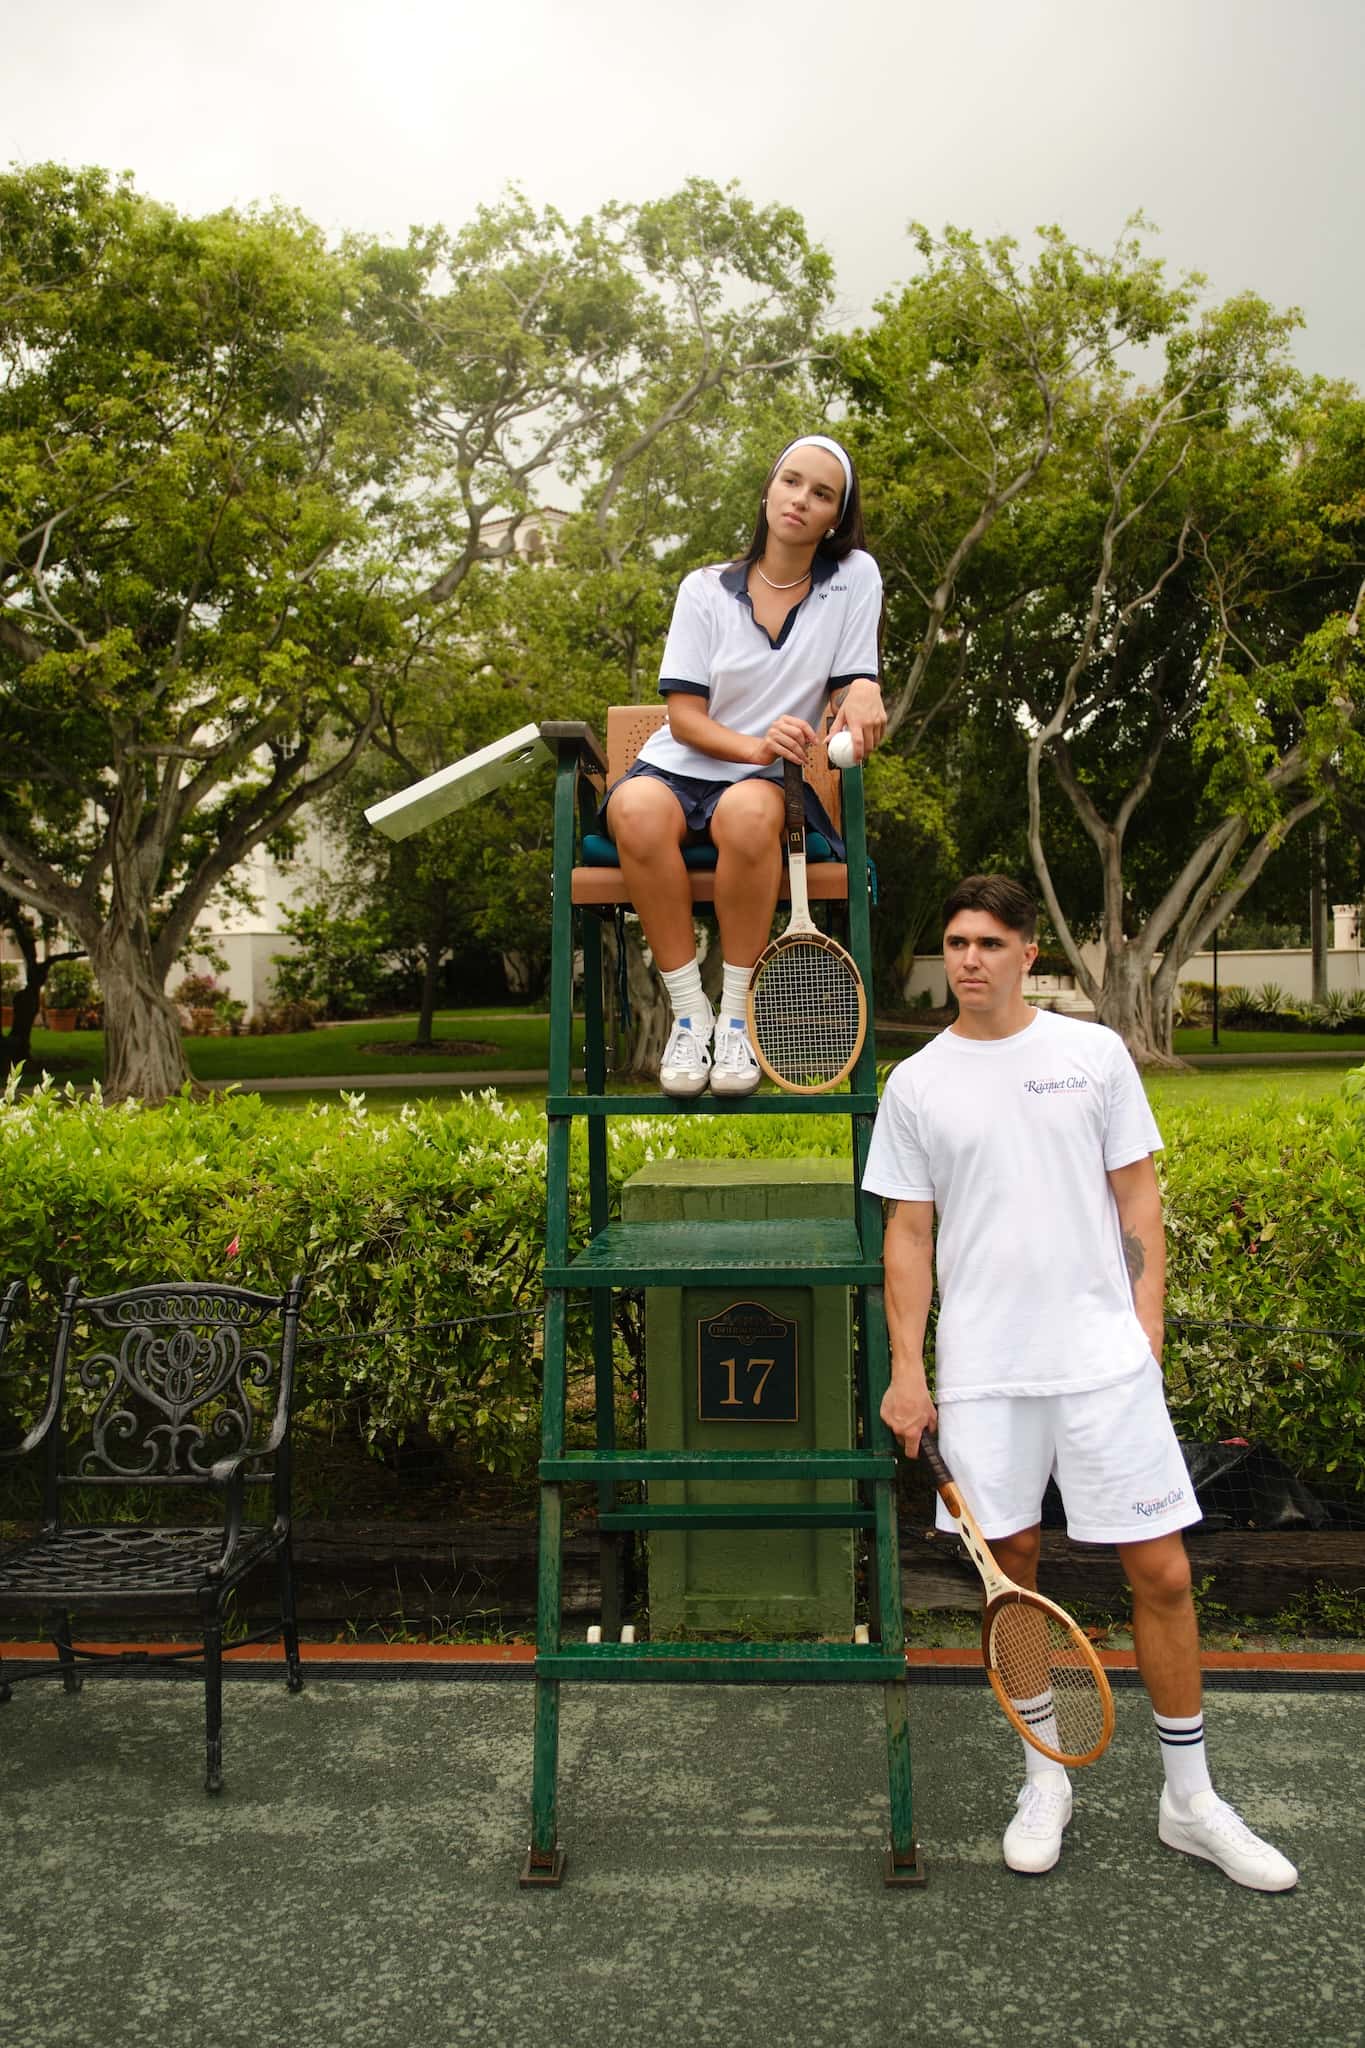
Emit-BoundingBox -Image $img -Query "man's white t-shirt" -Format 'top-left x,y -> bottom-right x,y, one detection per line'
862,1009 -> 1163,1400
636,549 -> 882,784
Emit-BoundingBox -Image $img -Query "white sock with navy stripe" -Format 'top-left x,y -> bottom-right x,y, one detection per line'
1014,1690 -> 1063,1777
1154,1710 -> 1212,1811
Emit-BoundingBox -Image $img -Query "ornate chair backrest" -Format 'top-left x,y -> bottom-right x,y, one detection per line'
51,1280 -> 304,1511
0,1279 -> 38,1466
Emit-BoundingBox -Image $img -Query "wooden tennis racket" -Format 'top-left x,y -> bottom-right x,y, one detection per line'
746,759 -> 867,1092
920,1432 -> 1115,1768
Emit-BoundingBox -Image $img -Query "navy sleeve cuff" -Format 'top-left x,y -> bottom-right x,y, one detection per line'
827,672 -> 881,690
659,678 -> 710,698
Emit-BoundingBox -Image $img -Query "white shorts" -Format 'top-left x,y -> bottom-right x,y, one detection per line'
935,1358 -> 1200,1546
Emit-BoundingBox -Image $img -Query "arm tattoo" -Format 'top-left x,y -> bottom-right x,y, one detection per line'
1123,1229 -> 1146,1284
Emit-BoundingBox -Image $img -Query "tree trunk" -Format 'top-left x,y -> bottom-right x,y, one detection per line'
1310,818 -> 1328,1006
91,926 -> 193,1102
0,973 -> 44,1082
415,884 -> 447,1049
1093,943 -> 1184,1068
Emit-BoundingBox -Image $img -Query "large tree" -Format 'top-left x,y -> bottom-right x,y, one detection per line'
1018,368 -> 1365,1060
1,171 -> 833,1098
840,224 -> 1365,1056
0,166 -> 412,1098
834,221 -> 1198,976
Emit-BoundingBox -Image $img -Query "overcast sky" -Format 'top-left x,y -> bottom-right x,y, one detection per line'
6,0 -> 1362,381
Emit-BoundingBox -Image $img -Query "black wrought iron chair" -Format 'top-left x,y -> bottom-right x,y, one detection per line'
0,1276 -> 307,1792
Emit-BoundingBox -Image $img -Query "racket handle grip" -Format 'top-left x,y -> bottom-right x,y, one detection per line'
920,1433 -> 962,1517
782,758 -> 805,842
918,1430 -> 952,1492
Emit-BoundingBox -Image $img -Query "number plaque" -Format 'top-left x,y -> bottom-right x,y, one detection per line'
697,1301 -> 799,1423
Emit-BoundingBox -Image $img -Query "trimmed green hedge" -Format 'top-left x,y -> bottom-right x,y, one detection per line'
1,1075 -> 1362,1486
1156,1089 -> 1365,1486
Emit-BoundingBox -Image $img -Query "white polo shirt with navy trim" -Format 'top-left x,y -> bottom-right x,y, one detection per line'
636,548 -> 882,784
863,1009 -> 1164,1400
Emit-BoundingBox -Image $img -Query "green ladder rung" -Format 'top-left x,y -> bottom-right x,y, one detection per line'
538,1641 -> 904,1684
541,1450 -> 894,1481
546,1094 -> 881,1117
545,1219 -> 879,1288
597,1504 -> 877,1531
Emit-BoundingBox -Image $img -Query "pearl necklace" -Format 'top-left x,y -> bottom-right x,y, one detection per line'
754,562 -> 811,591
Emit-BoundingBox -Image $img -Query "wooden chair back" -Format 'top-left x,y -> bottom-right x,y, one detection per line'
605,705 -> 842,829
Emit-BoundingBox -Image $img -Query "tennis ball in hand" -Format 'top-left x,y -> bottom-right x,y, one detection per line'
827,730 -> 856,768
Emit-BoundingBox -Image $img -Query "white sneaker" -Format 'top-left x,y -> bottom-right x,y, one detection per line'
1158,1787 -> 1298,1891
1003,1771 -> 1073,1874
710,1021 -> 761,1097
659,1009 -> 713,1098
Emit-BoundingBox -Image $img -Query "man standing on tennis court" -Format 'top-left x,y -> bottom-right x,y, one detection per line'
863,874 -> 1297,1890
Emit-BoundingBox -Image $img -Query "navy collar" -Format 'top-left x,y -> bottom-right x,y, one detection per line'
719,552 -> 838,596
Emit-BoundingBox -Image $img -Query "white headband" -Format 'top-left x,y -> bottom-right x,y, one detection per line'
771,435 -> 854,512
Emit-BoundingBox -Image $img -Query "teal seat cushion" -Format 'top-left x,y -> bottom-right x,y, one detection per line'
581,831 -> 833,869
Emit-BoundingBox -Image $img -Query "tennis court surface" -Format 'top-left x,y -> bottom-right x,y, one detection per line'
0,1669 -> 1359,2048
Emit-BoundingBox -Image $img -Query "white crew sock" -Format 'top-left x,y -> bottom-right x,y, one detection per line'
719,962 -> 753,1030
1154,1710 -> 1213,1811
1014,1690 -> 1063,1778
660,958 -> 710,1031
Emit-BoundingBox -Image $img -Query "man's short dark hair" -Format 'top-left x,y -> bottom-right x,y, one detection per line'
940,874 -> 1038,941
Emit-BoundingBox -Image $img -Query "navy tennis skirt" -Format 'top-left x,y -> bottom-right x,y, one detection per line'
599,761 -> 846,861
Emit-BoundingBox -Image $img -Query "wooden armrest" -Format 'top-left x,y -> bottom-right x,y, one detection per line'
539,721 -> 607,777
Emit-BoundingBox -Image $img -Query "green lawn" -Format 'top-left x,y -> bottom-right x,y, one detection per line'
16,1010 -> 570,1089
1143,1065 -> 1355,1111
16,1009 -> 1361,1109
1174,1026 -> 1365,1055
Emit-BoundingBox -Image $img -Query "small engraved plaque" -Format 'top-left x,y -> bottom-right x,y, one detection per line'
697,1301 -> 798,1423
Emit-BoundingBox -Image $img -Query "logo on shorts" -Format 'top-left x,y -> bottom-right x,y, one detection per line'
1023,1075 -> 1089,1095
1132,1487 -> 1185,1518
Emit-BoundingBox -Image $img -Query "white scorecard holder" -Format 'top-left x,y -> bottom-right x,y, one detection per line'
364,723 -> 552,841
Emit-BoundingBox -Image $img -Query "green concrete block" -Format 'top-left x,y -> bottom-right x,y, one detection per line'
625,1161 -> 858,1637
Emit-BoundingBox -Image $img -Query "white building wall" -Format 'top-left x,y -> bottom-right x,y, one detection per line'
185,817 -> 337,1010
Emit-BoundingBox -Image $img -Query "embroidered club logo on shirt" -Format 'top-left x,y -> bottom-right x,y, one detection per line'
1023,1075 -> 1090,1095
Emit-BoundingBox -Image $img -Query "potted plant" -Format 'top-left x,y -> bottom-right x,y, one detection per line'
43,958 -> 95,1031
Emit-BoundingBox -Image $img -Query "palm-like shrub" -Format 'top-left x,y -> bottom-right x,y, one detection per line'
1310,991 -> 1352,1028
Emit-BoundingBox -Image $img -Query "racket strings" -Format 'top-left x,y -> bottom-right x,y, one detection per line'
749,941 -> 862,1084
989,1599 -> 1109,1766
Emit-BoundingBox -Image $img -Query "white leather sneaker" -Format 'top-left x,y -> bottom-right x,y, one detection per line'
710,1021 -> 761,1097
1003,1771 -> 1073,1874
1158,1787 -> 1298,1891
659,1010 -> 713,1099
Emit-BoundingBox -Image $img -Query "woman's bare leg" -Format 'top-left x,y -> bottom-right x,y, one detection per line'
710,778 -> 786,965
605,778 -> 695,970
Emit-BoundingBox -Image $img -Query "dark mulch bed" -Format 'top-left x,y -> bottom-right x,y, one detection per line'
359,1038 -> 498,1059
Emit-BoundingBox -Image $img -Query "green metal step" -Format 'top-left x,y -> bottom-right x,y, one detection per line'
541,1450 -> 894,1482
596,1504 -> 877,1532
538,1640 -> 905,1684
546,1093 -> 880,1118
544,1219 -> 879,1288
